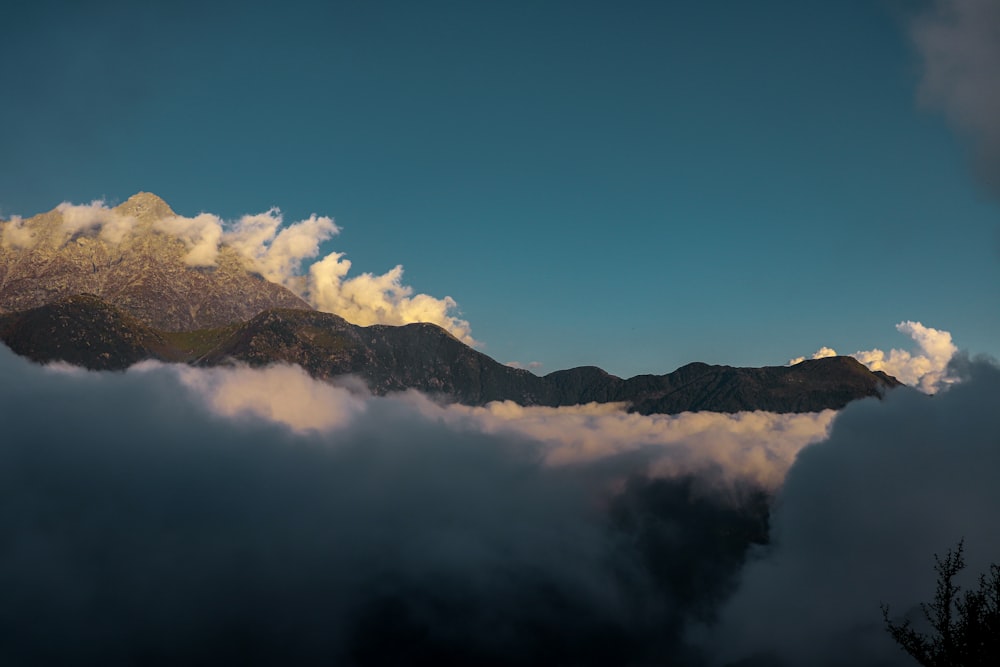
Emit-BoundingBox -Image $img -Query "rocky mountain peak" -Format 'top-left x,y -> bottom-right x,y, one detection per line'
113,191 -> 175,221
0,193 -> 311,330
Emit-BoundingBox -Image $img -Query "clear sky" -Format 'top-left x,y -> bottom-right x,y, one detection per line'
2,0 -> 997,377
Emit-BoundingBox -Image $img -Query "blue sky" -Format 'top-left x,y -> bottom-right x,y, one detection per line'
2,0 -> 997,377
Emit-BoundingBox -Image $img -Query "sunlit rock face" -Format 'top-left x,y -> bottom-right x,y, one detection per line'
0,192 -> 310,330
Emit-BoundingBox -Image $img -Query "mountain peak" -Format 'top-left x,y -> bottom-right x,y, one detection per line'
114,192 -> 175,220
0,192 -> 311,330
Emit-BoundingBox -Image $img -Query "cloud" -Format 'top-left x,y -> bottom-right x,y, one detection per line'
790,321 -> 957,393
0,215 -> 32,249
708,357 -> 1000,666
787,346 -> 837,366
222,208 -> 339,285
911,0 -> 1000,191
154,213 -> 224,266
167,362 -> 369,433
220,210 -> 476,343
852,321 -> 958,393
139,357 -> 833,492
306,254 -> 476,345
0,198 -> 476,342
56,201 -> 137,244
446,401 -> 836,492
0,343 -> 842,664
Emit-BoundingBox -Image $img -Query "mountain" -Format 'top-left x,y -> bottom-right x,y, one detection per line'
0,192 -> 903,413
0,295 -> 902,413
0,293 -> 176,370
0,192 -> 310,330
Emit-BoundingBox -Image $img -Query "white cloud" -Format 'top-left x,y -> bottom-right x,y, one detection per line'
787,346 -> 838,366
154,213 -> 224,266
222,209 -> 339,285
56,200 -> 137,244
0,215 -> 33,249
306,254 -> 476,345
853,321 -> 957,393
789,321 -> 957,393
219,210 -> 475,343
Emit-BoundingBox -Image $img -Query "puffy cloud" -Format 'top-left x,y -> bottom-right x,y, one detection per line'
911,0 -> 1000,191
709,358 -> 1000,666
222,209 -> 339,286
790,321 -> 957,393
306,253 -> 476,345
853,321 -> 957,393
219,211 -> 474,342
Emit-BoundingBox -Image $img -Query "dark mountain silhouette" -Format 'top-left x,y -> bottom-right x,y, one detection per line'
0,295 -> 901,413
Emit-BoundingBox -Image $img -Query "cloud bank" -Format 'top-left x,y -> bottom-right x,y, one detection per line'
3,340 -> 995,665
0,342 -> 836,665
709,357 -> 1000,666
911,0 -> 1000,192
0,199 -> 475,343
789,321 -> 957,393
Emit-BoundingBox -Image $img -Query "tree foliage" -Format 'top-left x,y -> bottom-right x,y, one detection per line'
882,541 -> 1000,666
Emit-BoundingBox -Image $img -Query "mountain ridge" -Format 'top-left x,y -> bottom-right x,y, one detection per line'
0,295 -> 902,414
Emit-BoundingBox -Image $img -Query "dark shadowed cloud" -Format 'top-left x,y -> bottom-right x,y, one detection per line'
709,356 -> 1000,666
2,342 -> 997,664
0,346 -> 784,665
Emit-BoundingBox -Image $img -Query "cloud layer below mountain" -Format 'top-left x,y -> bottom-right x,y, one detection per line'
0,342 -> 827,665
2,343 -> 997,665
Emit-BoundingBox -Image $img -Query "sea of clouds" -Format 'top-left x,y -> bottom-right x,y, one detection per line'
2,336 -> 998,665
2,1 -> 999,662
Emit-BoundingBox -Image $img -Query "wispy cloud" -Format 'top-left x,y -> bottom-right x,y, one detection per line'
505,360 -> 543,371
912,0 -> 1000,192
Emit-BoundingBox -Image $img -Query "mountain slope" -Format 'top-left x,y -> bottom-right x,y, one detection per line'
0,296 -> 899,413
0,294 -> 178,370
0,192 -> 310,330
